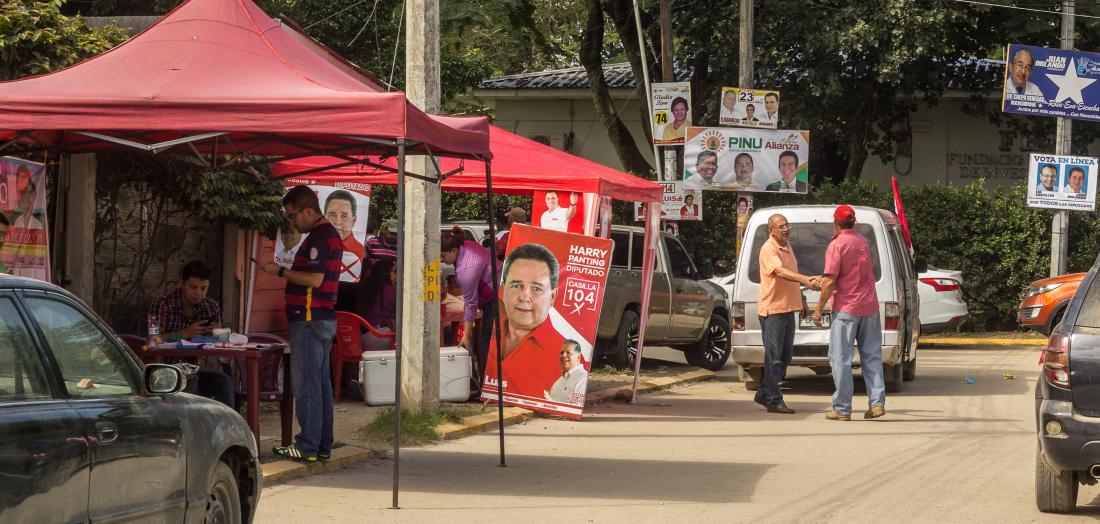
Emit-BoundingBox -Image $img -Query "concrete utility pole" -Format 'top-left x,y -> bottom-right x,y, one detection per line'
739,0 -> 753,88
659,0 -> 677,182
402,0 -> 441,413
1051,0 -> 1073,277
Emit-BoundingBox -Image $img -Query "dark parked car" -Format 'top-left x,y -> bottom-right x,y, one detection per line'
0,275 -> 260,522
1035,254 -> 1100,513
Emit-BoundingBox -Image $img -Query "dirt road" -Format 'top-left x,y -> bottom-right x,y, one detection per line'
256,346 -> 1100,522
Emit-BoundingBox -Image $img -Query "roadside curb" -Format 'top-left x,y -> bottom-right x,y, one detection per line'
261,366 -> 713,484
921,337 -> 1046,347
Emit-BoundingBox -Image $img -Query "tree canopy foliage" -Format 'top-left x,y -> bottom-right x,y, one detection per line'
0,0 -> 126,80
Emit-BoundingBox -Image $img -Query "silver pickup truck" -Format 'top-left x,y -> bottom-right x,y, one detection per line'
595,225 -> 731,371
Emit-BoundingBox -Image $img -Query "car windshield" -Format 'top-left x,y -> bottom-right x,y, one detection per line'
1077,273 -> 1100,329
747,223 -> 882,284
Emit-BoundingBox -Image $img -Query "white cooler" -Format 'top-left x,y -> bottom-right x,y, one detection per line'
359,346 -> 472,406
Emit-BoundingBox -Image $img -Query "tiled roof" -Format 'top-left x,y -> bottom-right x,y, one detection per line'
477,59 -> 1004,90
477,62 -> 691,89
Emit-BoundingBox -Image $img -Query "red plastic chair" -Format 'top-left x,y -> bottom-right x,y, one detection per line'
333,311 -> 395,401
236,332 -> 290,402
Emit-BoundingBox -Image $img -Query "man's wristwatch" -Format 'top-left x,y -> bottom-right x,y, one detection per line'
278,267 -> 285,278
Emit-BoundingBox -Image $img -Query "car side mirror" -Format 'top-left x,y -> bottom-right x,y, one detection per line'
145,364 -> 185,394
913,258 -> 928,274
697,263 -> 715,280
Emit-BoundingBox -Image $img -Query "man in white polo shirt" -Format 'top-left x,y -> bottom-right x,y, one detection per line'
539,191 -> 577,232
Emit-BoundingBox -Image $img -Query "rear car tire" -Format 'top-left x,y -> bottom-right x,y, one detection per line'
739,366 -> 762,391
685,314 -> 731,371
611,310 -> 640,370
206,461 -> 242,524
1036,446 -> 1078,513
903,358 -> 916,382
884,363 -> 902,393
1046,307 -> 1066,336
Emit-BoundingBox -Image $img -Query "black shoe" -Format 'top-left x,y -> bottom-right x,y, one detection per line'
767,404 -> 796,414
753,396 -> 768,408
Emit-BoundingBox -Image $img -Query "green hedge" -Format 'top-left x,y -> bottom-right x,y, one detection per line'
676,179 -> 1100,331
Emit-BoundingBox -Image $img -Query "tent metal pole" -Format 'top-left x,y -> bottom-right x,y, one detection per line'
391,143 -> 406,509
483,161 -> 506,467
631,201 -> 659,402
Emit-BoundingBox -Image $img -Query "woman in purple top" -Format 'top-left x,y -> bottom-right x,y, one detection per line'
441,226 -> 498,385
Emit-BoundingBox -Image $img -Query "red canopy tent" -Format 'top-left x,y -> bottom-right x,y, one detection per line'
273,126 -> 663,202
0,0 -> 490,162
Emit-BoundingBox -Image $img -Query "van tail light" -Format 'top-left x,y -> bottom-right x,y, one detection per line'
920,277 -> 960,292
884,302 -> 900,330
1043,333 -> 1071,388
732,301 -> 745,331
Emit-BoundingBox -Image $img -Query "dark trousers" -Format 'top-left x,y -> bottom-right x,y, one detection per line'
757,312 -> 795,407
185,369 -> 236,408
475,299 -> 497,387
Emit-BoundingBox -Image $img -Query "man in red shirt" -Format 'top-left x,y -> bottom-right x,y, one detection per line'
483,243 -> 565,403
813,205 -> 886,421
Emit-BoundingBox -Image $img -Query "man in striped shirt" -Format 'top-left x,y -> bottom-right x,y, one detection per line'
261,185 -> 343,463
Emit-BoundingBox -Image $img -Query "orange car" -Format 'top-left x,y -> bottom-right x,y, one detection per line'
1017,272 -> 1086,335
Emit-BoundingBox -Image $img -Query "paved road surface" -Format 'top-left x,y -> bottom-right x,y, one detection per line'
257,346 -> 1100,522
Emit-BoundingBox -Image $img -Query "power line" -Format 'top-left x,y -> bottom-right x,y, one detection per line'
304,0 -> 371,30
941,0 -> 1100,19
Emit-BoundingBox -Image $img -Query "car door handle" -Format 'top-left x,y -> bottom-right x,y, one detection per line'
96,421 -> 118,444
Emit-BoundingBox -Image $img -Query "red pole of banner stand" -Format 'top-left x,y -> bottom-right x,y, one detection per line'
391,142 -> 405,509
631,201 -> 660,402
483,162 -> 506,467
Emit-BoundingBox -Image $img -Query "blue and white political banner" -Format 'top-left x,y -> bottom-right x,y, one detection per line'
1026,153 -> 1096,211
1003,44 -> 1100,122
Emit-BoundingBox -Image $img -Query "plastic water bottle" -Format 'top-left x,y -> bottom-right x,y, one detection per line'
147,314 -> 161,347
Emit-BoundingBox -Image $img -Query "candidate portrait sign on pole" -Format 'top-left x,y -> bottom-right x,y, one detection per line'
1002,44 -> 1100,122
719,87 -> 780,128
532,190 -> 585,234
0,157 -> 49,281
682,127 -> 810,192
634,182 -> 702,222
1026,153 -> 1096,211
652,82 -> 692,145
279,180 -> 372,282
482,224 -> 613,419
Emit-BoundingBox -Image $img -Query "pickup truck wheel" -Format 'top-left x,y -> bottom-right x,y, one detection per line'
1036,445 -> 1078,513
884,363 -> 902,393
611,310 -> 640,370
205,461 -> 242,524
903,358 -> 916,381
738,366 -> 762,391
685,314 -> 731,371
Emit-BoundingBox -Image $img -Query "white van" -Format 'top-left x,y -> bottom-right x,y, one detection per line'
729,205 -> 920,393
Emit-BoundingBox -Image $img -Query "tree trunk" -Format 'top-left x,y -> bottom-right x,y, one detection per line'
843,90 -> 880,181
580,0 -> 653,176
605,0 -> 655,146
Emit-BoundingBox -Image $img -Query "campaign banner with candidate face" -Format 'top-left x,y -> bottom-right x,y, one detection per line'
482,224 -> 613,419
1003,44 -> 1100,123
633,181 -> 703,222
682,127 -> 810,193
1026,153 -> 1097,211
719,87 -> 780,128
279,179 -> 372,282
532,190 -> 585,234
0,157 -> 49,282
652,82 -> 692,145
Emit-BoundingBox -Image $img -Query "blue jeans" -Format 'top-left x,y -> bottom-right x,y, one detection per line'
828,311 -> 885,415
288,319 -> 336,456
756,312 -> 794,407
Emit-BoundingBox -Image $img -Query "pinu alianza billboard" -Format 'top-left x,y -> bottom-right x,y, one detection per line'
0,157 -> 49,281
482,223 -> 613,419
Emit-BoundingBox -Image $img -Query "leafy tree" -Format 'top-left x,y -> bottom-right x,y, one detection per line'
0,0 -> 127,80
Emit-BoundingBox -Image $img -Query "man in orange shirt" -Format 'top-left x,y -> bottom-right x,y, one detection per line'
756,214 -> 819,414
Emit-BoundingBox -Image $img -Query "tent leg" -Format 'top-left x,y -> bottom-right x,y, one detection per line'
483,161 -> 506,467
631,201 -> 659,403
392,143 -> 406,509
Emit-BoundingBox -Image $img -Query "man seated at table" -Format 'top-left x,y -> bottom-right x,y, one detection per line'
148,260 -> 235,408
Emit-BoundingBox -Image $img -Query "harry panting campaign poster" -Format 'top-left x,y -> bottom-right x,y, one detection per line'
682,127 -> 810,193
482,224 -> 613,419
1003,44 -> 1100,123
278,179 -> 372,282
1,157 -> 49,281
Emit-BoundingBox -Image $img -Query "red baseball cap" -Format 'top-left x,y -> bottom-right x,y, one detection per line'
834,204 -> 855,222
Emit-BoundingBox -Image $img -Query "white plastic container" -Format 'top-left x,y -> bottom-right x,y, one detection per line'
360,347 -> 471,406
